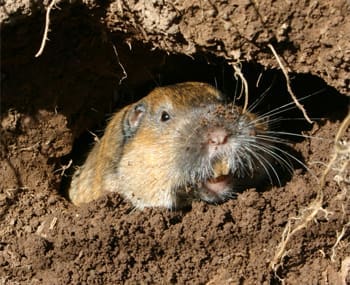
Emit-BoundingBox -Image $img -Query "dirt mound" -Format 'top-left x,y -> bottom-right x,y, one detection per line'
1,1 -> 349,284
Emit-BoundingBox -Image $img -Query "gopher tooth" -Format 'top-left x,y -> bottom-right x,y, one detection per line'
212,160 -> 230,178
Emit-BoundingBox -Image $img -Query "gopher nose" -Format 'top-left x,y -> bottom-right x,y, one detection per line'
208,128 -> 228,145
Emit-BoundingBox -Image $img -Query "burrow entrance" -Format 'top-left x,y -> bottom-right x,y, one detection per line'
2,3 -> 348,199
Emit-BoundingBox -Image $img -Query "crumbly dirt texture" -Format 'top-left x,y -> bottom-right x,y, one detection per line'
1,0 -> 349,284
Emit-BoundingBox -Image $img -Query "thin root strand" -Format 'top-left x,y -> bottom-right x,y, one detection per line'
268,43 -> 313,124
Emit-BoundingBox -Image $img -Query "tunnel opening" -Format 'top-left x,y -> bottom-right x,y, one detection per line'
61,39 -> 349,200
1,2 -> 348,202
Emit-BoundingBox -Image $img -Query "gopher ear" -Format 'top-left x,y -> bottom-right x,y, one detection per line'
123,103 -> 146,139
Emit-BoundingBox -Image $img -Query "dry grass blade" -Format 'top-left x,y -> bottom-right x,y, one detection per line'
268,43 -> 313,124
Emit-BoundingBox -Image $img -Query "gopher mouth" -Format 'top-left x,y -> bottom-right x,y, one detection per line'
183,159 -> 233,203
200,159 -> 232,199
204,174 -> 231,194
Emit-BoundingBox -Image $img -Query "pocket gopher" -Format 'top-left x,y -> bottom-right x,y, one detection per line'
69,82 -> 270,209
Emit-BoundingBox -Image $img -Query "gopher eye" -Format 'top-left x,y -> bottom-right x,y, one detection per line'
160,111 -> 171,122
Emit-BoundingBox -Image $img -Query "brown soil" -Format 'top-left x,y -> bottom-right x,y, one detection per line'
1,1 -> 349,284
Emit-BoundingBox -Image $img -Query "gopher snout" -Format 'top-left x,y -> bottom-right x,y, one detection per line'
207,127 -> 229,156
207,128 -> 228,145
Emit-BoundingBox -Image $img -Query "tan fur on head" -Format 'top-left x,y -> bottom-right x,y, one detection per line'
69,82 -> 270,209
69,82 -> 223,208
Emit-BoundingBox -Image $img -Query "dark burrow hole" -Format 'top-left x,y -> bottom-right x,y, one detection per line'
60,39 -> 349,200
3,3 -> 346,203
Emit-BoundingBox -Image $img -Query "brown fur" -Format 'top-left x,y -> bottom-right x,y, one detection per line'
69,82 -> 272,209
69,82 -> 224,208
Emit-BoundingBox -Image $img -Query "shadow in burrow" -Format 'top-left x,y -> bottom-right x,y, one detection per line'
1,2 -> 348,205
60,53 -> 349,202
